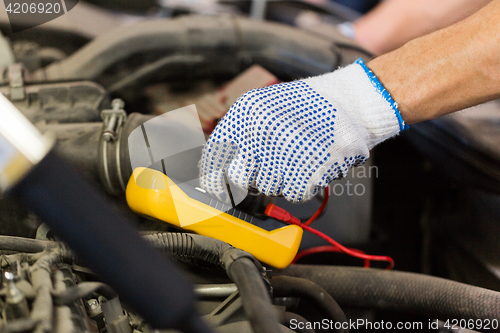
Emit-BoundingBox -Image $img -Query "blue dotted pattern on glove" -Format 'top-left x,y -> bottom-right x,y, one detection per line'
200,80 -> 367,203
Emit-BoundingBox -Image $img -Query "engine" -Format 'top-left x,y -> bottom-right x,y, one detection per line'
0,2 -> 499,333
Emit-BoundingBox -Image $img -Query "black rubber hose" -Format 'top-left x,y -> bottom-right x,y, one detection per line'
284,312 -> 315,333
145,232 -> 283,333
281,265 -> 500,321
0,236 -> 53,253
37,16 -> 339,82
271,276 -> 347,333
10,151 -> 210,332
227,258 -> 284,333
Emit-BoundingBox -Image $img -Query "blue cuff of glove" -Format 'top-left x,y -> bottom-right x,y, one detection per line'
356,58 -> 409,131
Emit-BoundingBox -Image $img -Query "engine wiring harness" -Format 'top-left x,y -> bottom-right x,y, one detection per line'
0,232 -> 500,333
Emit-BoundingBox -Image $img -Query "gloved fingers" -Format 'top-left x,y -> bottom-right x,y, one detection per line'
281,179 -> 318,203
199,140 -> 239,201
255,166 -> 283,197
227,154 -> 260,193
305,152 -> 369,200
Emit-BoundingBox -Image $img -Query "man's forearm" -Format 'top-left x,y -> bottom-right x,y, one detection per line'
367,0 -> 500,124
354,0 -> 492,55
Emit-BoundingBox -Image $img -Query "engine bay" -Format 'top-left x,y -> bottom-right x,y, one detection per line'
0,3 -> 499,332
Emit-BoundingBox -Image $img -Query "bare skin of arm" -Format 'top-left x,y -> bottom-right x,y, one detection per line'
367,0 -> 500,124
354,0 -> 492,55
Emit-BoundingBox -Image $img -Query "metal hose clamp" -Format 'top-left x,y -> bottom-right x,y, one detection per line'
100,99 -> 127,194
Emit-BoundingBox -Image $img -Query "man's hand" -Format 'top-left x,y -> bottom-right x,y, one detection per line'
199,0 -> 500,203
200,59 -> 406,203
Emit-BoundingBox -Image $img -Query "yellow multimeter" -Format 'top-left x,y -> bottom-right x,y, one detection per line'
126,167 -> 303,268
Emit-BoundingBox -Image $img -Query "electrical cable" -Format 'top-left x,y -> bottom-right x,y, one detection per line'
265,203 -> 394,269
292,245 -> 370,267
304,186 -> 329,226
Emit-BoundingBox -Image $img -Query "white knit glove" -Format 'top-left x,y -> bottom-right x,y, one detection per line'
199,59 -> 408,203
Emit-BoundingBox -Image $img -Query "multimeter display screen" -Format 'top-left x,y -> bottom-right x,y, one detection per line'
175,180 -> 286,232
